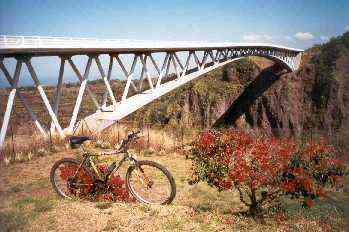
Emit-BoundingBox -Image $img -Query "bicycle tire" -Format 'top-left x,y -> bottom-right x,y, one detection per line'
50,158 -> 95,199
126,160 -> 176,205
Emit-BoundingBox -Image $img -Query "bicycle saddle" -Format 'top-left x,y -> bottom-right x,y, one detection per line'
69,136 -> 92,147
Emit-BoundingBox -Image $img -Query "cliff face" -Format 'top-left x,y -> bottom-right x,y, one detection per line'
214,32 -> 349,150
131,32 -> 349,150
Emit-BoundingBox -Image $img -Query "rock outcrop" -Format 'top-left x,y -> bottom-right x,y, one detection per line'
131,32 -> 349,151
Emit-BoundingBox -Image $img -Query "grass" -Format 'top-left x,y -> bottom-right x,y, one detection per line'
0,128 -> 347,231
6,178 -> 50,196
139,204 -> 160,216
95,201 -> 113,210
0,153 -> 347,231
0,210 -> 28,231
14,196 -> 56,215
102,218 -> 124,231
1,132 -> 65,166
162,214 -> 188,231
0,196 -> 57,231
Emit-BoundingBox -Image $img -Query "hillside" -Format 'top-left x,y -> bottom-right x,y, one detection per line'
129,32 -> 349,153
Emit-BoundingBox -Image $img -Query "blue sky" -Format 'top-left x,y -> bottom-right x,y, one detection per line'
1,0 -> 349,46
0,0 -> 349,87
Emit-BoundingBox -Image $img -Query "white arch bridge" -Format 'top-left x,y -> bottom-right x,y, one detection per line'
0,35 -> 303,149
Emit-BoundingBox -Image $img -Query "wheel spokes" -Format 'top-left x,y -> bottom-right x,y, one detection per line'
129,165 -> 172,204
54,162 -> 94,198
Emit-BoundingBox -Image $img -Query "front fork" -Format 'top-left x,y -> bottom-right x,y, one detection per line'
72,154 -> 89,179
72,154 -> 99,181
130,159 -> 153,188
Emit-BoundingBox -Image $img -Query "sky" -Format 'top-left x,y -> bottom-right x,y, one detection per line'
0,0 -> 349,87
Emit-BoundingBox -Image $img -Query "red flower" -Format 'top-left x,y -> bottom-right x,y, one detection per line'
220,180 -> 232,190
200,131 -> 215,148
191,129 -> 345,212
302,178 -> 313,193
293,168 -> 305,176
106,173 -> 135,202
305,198 -> 313,207
59,164 -> 94,196
316,187 -> 326,197
282,181 -> 296,192
98,164 -> 108,173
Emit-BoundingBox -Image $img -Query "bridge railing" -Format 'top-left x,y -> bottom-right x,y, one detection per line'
0,35 -> 220,49
0,35 -> 303,52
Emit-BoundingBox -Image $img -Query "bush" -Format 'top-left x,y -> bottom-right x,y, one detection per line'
189,129 -> 346,217
59,163 -> 134,202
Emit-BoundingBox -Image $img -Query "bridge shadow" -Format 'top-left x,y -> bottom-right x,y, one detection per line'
213,63 -> 288,128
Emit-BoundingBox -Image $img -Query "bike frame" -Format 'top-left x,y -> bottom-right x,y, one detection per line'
72,144 -> 139,183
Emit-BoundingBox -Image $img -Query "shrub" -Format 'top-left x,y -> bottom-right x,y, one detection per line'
59,163 -> 134,202
189,129 -> 346,217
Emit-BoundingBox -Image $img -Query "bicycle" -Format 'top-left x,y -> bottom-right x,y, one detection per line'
50,131 -> 176,205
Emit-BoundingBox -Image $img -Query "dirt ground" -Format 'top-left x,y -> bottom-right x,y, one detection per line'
0,149 -> 347,232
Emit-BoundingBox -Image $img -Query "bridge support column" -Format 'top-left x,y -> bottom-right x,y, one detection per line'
67,57 -> 100,111
95,55 -> 118,109
101,55 -> 116,108
50,56 -> 66,133
169,53 -> 181,78
139,56 -> 146,91
0,58 -> 48,140
192,51 -> 202,69
24,58 -> 65,138
156,53 -> 170,87
68,56 -> 93,133
116,54 -> 139,101
180,51 -> 192,78
0,59 -> 22,150
144,55 -> 154,90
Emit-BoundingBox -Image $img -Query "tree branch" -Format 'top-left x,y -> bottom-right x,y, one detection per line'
235,182 -> 251,206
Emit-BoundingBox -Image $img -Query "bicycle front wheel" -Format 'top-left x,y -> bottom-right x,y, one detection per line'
126,160 -> 176,205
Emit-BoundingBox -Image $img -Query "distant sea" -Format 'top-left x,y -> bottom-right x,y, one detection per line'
0,76 -> 84,88
0,75 -> 103,88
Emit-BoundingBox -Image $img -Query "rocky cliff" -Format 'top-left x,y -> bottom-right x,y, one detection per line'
130,32 -> 349,150
223,32 -> 349,151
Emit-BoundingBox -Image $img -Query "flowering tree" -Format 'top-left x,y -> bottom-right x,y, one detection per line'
190,129 -> 346,216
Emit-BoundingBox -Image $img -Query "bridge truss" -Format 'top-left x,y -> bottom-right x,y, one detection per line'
0,36 -> 303,149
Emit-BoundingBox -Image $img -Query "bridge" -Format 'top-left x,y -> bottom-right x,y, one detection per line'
0,35 -> 303,149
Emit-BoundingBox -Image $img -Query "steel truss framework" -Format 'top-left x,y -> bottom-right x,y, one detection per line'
0,36 -> 303,149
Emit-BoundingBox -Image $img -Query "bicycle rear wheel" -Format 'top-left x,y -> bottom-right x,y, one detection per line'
50,158 -> 95,199
126,160 -> 176,205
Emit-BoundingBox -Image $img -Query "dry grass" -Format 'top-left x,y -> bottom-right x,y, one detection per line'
0,119 -> 196,167
0,143 -> 347,231
85,121 -> 199,155
0,131 -> 66,165
0,124 -> 347,231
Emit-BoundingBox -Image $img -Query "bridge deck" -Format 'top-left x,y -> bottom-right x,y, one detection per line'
0,36 -> 303,56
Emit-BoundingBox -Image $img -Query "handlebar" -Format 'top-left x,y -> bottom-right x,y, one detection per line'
127,130 -> 141,139
98,130 -> 141,155
119,130 -> 141,149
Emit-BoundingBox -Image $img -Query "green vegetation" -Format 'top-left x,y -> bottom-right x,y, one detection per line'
0,196 -> 57,231
309,31 -> 349,109
95,201 -> 113,210
129,59 -> 256,127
